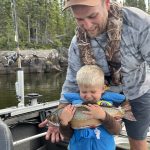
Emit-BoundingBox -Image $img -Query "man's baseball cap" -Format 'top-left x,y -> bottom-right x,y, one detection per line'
63,0 -> 100,10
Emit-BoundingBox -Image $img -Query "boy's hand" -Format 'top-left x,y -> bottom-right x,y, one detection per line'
59,104 -> 76,126
83,104 -> 106,120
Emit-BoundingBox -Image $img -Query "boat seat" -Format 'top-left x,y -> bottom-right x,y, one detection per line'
0,119 -> 13,150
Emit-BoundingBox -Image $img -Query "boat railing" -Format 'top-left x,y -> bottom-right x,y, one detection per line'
13,132 -> 47,146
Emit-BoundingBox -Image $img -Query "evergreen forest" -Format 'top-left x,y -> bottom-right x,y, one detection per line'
0,0 -> 148,50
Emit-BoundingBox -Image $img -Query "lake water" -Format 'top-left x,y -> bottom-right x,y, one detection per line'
0,72 -> 66,109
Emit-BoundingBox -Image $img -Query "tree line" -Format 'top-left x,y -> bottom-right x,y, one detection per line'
0,0 -> 148,50
0,0 -> 76,50
124,0 -> 146,11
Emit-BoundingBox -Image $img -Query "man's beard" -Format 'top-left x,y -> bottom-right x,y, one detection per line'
86,22 -> 107,38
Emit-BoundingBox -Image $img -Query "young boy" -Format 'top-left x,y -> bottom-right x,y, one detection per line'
59,65 -> 122,150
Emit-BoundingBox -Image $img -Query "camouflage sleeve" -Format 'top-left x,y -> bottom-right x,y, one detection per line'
101,112 -> 122,135
59,123 -> 73,141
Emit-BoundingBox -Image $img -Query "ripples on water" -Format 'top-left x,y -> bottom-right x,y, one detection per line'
0,72 -> 66,109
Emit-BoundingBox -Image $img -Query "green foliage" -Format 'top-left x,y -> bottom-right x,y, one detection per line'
0,0 -> 76,50
1,0 -> 149,50
138,0 -> 146,11
124,0 -> 146,11
125,0 -> 137,7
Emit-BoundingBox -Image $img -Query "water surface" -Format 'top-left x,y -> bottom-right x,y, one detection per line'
0,72 -> 66,109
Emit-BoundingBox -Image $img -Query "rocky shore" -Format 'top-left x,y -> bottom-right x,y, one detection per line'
0,48 -> 68,74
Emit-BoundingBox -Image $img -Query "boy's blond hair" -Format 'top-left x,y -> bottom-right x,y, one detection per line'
76,65 -> 104,88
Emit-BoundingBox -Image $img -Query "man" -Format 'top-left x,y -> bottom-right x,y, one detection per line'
39,0 -> 150,149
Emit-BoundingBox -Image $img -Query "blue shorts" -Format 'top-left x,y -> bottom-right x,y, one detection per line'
123,90 -> 150,140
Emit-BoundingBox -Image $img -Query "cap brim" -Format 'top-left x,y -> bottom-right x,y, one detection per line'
63,0 -> 99,11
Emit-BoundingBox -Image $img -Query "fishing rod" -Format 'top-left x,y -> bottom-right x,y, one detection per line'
11,0 -> 25,107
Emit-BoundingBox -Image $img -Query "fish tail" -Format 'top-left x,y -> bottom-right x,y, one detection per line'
123,111 -> 136,121
121,100 -> 136,121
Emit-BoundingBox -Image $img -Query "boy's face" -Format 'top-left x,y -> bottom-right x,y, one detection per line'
79,85 -> 104,102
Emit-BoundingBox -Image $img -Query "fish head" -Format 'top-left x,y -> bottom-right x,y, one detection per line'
46,109 -> 63,126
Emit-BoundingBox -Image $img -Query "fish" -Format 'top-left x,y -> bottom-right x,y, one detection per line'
47,101 -> 136,129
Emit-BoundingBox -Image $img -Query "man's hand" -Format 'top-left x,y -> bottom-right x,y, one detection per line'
38,119 -> 64,143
